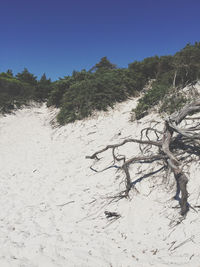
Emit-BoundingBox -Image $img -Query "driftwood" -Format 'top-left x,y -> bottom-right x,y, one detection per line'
104,211 -> 121,219
86,99 -> 200,216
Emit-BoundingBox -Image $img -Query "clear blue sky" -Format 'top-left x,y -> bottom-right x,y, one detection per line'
1,0 -> 200,80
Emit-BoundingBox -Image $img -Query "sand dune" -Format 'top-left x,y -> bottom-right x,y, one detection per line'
0,96 -> 200,267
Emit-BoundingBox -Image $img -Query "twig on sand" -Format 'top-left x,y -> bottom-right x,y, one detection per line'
56,201 -> 75,207
104,211 -> 121,219
169,235 -> 195,251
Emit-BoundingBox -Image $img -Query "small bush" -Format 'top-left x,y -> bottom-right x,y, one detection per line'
0,77 -> 36,113
159,93 -> 187,114
57,70 -> 131,124
134,77 -> 172,119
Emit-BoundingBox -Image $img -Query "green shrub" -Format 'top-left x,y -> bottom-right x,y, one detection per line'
134,42 -> 200,120
57,70 -> 134,124
134,76 -> 172,119
0,77 -> 36,113
159,94 -> 187,114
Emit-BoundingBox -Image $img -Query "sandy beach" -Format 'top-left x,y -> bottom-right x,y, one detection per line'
0,97 -> 200,267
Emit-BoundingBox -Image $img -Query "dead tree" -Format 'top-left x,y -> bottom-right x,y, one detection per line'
86,99 -> 200,216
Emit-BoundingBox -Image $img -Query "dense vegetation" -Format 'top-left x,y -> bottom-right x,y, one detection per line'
1,42 -> 200,122
134,42 -> 200,118
0,68 -> 51,113
46,56 -> 150,124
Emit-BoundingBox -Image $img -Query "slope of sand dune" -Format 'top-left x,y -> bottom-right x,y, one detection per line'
0,95 -> 200,267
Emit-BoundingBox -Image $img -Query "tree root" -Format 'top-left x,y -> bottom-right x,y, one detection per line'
86,99 -> 200,216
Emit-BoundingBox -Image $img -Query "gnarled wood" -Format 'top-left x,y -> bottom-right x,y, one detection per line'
86,98 -> 200,216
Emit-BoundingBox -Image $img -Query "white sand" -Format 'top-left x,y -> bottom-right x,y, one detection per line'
0,96 -> 200,267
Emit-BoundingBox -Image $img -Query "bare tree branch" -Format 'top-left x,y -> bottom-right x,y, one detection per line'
86,98 -> 200,216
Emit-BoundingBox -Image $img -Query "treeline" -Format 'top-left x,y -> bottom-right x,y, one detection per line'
47,57 -> 148,124
134,42 -> 200,118
1,42 -> 200,122
0,68 -> 51,113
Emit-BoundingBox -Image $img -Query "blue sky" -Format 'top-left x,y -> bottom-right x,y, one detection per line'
1,0 -> 200,80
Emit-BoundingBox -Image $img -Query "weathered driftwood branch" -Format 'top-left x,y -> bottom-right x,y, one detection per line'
85,138 -> 162,160
86,99 -> 200,216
